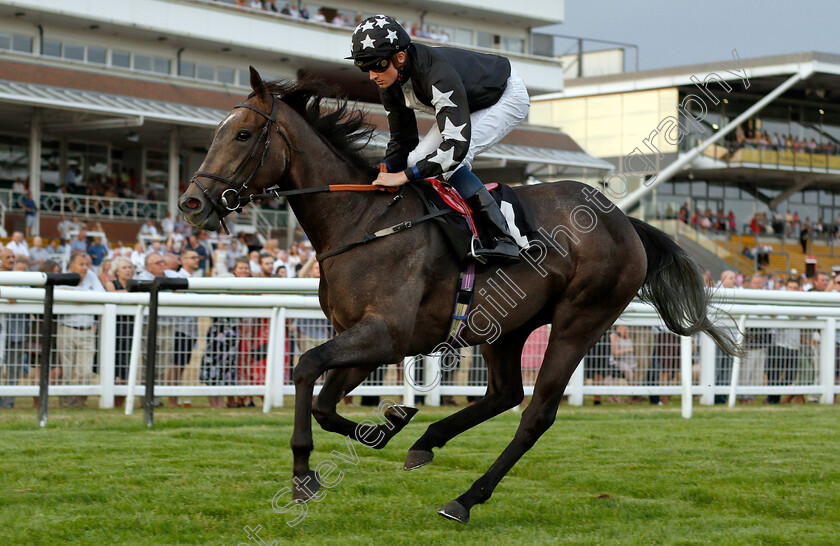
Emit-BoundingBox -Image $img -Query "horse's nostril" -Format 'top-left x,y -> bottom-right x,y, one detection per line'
184,198 -> 202,210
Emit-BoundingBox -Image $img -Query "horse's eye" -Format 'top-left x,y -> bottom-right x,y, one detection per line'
236,130 -> 251,141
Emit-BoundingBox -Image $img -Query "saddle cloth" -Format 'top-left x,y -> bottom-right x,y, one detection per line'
410,178 -> 537,264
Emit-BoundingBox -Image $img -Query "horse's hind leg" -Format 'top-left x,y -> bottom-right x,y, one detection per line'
404,326 -> 531,470
438,308 -> 616,524
312,366 -> 418,448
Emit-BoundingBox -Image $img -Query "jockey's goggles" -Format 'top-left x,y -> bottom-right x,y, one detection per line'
355,57 -> 391,73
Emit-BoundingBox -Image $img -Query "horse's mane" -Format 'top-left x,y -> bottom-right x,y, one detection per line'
266,79 -> 378,178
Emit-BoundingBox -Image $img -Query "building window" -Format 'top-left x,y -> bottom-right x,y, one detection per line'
112,50 -> 131,68
42,39 -> 61,57
134,54 -> 152,72
476,32 -> 493,49
179,60 -> 195,78
217,67 -> 235,84
238,69 -> 250,87
63,42 -> 85,62
11,34 -> 33,53
87,46 -> 106,64
196,64 -> 215,81
453,28 -> 473,46
152,57 -> 170,74
501,37 -> 524,54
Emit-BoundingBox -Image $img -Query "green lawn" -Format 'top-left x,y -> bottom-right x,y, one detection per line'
1,402 -> 839,545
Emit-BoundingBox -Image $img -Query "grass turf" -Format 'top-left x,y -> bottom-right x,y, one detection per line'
1,402 -> 839,545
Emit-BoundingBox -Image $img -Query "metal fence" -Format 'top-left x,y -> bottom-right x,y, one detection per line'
0,285 -> 839,416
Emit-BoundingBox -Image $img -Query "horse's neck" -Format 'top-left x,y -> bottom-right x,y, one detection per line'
283,128 -> 373,254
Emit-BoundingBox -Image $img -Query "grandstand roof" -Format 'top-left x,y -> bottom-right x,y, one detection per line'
533,51 -> 840,100
0,78 -> 614,172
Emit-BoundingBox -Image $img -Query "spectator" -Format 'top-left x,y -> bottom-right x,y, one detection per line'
185,235 -> 209,276
70,230 -> 88,254
22,190 -> 37,238
136,253 -> 165,280
160,213 -> 174,236
248,250 -> 261,275
212,242 -> 229,277
609,325 -> 635,402
105,257 -> 136,407
200,258 -> 251,408
6,231 -> 29,258
98,258 -> 115,287
766,278 -> 801,404
258,252 -> 276,277
312,8 -> 326,23
27,236 -> 48,271
713,270 -> 738,403
137,219 -> 158,241
87,236 -> 109,272
168,250 -> 200,408
0,248 -> 24,409
57,253 -> 105,407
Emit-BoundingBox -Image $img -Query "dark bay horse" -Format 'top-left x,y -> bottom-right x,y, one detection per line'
179,67 -> 737,523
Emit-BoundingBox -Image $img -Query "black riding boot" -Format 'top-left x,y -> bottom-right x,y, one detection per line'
465,187 -> 521,263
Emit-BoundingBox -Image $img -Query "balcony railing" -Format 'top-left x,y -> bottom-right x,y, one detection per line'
700,143 -> 840,174
0,189 -> 168,222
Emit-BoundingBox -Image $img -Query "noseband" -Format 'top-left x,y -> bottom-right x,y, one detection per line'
190,94 -> 299,234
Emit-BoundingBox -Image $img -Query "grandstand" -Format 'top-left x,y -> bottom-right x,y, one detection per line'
0,0 -> 617,248
531,51 -> 840,277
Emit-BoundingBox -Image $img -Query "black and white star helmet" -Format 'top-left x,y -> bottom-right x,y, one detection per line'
346,14 -> 411,63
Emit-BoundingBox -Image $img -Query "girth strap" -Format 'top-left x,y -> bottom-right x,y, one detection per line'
444,263 -> 477,348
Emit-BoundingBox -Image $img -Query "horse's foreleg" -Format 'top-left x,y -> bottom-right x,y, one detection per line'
312,366 -> 418,448
290,317 -> 408,501
404,327 -> 530,470
439,309 -> 610,524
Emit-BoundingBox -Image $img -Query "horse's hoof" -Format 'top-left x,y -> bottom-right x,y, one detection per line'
438,500 -> 470,524
404,449 -> 434,470
291,470 -> 321,502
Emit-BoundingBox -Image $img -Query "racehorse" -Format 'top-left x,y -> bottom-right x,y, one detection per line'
179,67 -> 738,523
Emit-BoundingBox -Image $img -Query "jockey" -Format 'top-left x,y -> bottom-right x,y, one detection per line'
347,14 -> 530,262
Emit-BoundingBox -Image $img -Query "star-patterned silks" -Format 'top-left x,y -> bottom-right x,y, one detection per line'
354,19 -> 375,34
374,16 -> 390,28
441,117 -> 467,142
428,145 -> 457,171
385,29 -> 398,44
360,34 -> 376,50
431,85 -> 457,109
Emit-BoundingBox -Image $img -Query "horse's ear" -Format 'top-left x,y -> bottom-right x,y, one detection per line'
249,66 -> 269,100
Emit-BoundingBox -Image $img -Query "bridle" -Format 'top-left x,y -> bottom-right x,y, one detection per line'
190,93 -> 300,234
188,91 -> 397,236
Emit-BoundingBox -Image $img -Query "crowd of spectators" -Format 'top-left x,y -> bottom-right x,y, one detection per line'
727,127 -> 838,155
586,267 -> 840,407
228,1 -> 455,42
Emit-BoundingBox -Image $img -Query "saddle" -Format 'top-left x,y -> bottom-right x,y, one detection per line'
410,179 -> 537,265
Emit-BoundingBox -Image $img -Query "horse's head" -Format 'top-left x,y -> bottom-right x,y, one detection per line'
179,66 -> 291,232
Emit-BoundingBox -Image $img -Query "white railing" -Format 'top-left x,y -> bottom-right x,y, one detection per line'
0,280 -> 838,418
0,189 -> 168,222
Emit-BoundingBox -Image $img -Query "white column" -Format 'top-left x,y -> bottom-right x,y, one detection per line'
727,315 -> 748,408
566,358 -> 584,406
98,304 -> 117,409
426,354 -> 441,406
168,127 -> 180,221
286,208 -> 297,248
124,305 -> 146,415
402,356 -> 415,407
820,317 -> 836,404
699,334 -> 716,405
28,109 -> 42,236
680,335 -> 693,419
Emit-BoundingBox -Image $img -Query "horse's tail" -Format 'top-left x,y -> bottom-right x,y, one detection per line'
628,217 -> 740,356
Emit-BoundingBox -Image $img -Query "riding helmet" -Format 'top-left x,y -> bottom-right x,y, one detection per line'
346,15 -> 411,64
